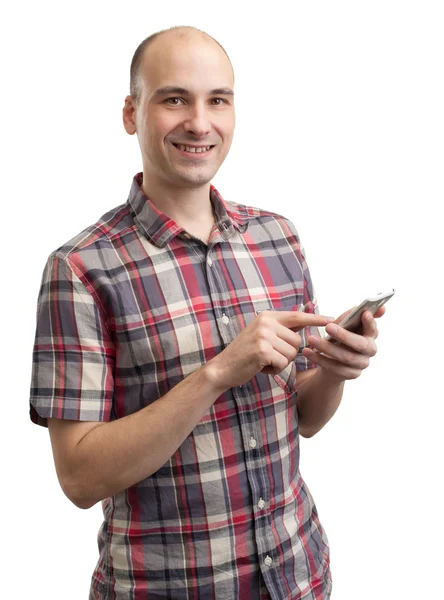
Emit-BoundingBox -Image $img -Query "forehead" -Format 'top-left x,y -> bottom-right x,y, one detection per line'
141,35 -> 234,93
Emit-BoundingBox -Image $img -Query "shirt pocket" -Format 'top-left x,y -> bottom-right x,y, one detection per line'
253,297 -> 303,395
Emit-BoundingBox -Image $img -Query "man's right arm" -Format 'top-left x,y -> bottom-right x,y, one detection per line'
48,310 -> 331,510
48,362 -> 226,510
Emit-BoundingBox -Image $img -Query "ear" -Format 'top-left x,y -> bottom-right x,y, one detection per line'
123,95 -> 137,135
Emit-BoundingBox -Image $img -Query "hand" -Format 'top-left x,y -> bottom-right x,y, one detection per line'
301,306 -> 386,383
207,310 -> 336,392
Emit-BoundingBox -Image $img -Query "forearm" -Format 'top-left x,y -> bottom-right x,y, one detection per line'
71,363 -> 223,509
296,368 -> 345,438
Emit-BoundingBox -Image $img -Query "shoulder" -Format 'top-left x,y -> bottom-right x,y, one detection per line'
224,197 -> 301,241
48,200 -> 133,268
225,198 -> 290,222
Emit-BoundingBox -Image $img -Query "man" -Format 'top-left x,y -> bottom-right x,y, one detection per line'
29,26 -> 385,599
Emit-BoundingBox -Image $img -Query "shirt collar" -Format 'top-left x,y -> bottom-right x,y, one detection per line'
127,173 -> 251,248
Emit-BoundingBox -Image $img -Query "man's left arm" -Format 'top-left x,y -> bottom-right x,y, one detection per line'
295,306 -> 386,438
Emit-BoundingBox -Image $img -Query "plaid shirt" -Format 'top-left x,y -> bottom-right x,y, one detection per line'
30,173 -> 332,600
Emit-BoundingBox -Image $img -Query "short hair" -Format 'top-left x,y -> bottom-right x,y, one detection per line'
129,26 -> 233,103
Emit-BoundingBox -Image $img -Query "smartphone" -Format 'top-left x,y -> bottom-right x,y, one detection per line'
324,289 -> 395,343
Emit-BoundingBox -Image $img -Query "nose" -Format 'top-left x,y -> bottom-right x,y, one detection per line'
183,103 -> 211,138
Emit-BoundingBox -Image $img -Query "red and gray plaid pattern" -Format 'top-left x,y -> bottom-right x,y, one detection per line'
30,173 -> 332,599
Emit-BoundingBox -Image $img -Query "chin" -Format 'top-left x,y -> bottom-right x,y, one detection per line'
174,169 -> 217,187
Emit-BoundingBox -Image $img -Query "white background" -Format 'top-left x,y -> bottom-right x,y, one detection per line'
2,1 -> 443,598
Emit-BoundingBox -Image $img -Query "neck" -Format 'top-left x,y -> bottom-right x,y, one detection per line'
141,173 -> 214,228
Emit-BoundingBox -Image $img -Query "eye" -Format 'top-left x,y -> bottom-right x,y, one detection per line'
164,97 -> 228,107
164,97 -> 184,106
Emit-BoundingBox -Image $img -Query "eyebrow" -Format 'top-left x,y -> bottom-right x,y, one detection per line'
153,86 -> 234,97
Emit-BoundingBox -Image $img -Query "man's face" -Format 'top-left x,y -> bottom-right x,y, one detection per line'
126,35 -> 235,189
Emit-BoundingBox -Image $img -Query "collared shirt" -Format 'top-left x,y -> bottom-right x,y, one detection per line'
30,173 -> 332,600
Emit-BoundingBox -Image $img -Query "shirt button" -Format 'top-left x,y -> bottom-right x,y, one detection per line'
264,555 -> 272,567
222,314 -> 229,324
207,257 -> 213,266
249,437 -> 257,449
257,498 -> 266,510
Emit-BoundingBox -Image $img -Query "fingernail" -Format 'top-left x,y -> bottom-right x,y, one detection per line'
326,317 -> 336,322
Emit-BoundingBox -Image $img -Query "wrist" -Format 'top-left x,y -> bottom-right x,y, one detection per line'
316,366 -> 346,388
200,359 -> 230,395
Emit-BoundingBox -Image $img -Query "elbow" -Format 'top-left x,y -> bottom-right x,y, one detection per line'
72,495 -> 96,510
298,422 -> 320,439
298,413 -> 324,439
299,427 -> 316,439
70,486 -> 99,510
61,479 -> 97,510
68,492 -> 97,510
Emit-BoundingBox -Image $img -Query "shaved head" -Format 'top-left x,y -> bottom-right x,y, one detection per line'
130,26 -> 234,104
122,25 -> 235,191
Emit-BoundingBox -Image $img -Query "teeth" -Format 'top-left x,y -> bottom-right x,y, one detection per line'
177,144 -> 212,153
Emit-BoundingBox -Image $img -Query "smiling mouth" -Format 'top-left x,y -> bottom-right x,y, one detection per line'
172,143 -> 215,155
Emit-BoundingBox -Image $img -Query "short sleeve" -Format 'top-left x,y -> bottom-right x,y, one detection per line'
283,219 -> 321,372
29,253 -> 115,428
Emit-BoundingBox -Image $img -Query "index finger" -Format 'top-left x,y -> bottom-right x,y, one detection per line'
274,310 -> 336,333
